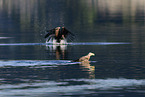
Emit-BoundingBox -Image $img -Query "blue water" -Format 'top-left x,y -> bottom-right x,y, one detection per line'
1,0 -> 145,97
0,60 -> 79,67
0,78 -> 145,96
0,42 -> 130,46
0,42 -> 145,97
0,54 -> 144,97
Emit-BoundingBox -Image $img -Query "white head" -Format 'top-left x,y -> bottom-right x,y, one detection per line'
55,27 -> 61,30
88,52 -> 95,56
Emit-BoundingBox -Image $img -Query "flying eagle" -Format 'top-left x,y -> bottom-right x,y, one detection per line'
73,52 -> 95,62
44,27 -> 75,44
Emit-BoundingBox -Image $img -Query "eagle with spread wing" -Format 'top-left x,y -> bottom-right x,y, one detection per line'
44,27 -> 75,44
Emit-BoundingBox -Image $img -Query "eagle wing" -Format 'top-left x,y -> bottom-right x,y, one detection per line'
61,27 -> 75,41
44,28 -> 55,38
44,27 -> 75,42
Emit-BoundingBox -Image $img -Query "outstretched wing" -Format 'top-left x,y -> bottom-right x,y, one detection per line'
44,28 -> 55,38
44,27 -> 75,42
61,27 -> 75,42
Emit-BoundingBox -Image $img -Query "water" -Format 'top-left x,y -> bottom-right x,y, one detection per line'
0,0 -> 145,97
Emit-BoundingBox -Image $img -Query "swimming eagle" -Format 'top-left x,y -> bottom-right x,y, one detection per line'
73,52 -> 95,62
44,27 -> 75,44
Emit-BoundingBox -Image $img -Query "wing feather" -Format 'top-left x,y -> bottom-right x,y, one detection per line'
44,28 -> 55,38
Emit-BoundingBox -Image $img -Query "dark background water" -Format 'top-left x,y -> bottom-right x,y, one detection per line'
0,0 -> 145,97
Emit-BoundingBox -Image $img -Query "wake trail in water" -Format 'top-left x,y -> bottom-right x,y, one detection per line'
68,42 -> 130,45
0,42 -> 131,46
0,43 -> 45,46
0,60 -> 81,67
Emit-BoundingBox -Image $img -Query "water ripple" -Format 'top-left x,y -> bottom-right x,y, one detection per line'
0,60 -> 80,67
0,78 -> 144,96
0,42 -> 130,46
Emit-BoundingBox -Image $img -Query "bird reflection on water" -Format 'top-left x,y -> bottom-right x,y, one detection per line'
79,61 -> 95,79
46,44 -> 95,78
46,44 -> 67,60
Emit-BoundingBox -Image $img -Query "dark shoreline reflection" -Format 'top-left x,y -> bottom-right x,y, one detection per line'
0,0 -> 145,43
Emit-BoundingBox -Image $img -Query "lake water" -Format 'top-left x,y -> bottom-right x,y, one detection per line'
0,0 -> 145,97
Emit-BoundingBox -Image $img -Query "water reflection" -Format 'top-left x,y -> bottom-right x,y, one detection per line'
80,61 -> 95,79
46,44 -> 96,78
46,45 -> 67,60
45,44 -> 96,80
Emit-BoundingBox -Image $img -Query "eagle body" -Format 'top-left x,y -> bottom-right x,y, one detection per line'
73,52 -> 95,62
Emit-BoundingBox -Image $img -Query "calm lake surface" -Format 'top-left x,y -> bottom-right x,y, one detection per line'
0,0 -> 145,97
